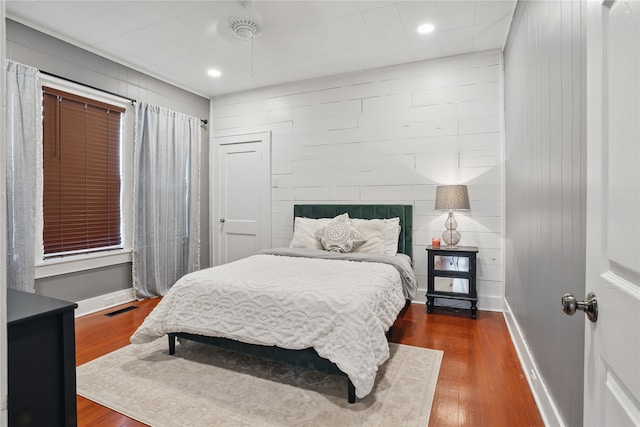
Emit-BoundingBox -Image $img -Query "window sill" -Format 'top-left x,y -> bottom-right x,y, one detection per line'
35,249 -> 133,279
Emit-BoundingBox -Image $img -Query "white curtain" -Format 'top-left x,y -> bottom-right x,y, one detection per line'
133,102 -> 201,298
5,60 -> 39,293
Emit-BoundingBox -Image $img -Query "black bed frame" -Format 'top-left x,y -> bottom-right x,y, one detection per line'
168,204 -> 413,403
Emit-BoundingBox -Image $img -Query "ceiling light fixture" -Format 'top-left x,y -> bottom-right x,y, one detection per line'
228,1 -> 263,78
229,15 -> 263,41
207,69 -> 222,77
417,23 -> 435,34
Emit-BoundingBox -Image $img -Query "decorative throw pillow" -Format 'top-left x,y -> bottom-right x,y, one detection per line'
315,216 -> 366,253
289,214 -> 349,250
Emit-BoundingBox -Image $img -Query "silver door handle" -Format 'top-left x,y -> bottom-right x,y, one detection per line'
219,218 -> 225,223
562,292 -> 598,322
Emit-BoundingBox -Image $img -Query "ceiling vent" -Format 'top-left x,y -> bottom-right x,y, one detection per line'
224,1 -> 263,77
229,15 -> 263,41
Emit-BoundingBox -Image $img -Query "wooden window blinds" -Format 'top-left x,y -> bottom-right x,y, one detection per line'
42,86 -> 125,257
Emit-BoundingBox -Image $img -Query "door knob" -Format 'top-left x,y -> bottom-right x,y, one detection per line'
219,218 -> 225,223
561,292 -> 598,322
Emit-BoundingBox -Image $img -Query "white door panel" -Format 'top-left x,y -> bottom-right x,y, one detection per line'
223,148 -> 259,220
213,132 -> 271,265
223,233 -> 257,265
584,1 -> 640,425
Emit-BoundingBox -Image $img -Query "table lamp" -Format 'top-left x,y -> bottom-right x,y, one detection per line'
435,185 -> 470,248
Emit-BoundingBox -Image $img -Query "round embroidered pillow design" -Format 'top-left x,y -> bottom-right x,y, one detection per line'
324,221 -> 351,244
315,218 -> 366,253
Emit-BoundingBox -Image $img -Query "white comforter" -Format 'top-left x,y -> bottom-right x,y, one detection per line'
130,250 -> 415,398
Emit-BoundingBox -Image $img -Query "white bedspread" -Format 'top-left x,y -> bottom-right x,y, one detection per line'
130,252 -> 412,398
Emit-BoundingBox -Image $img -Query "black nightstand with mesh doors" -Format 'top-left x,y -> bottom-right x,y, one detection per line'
426,246 -> 479,319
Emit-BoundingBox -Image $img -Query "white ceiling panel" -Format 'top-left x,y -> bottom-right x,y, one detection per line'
435,0 -> 475,15
6,0 -> 517,97
361,4 -> 402,27
475,1 -> 518,23
473,17 -> 512,51
437,8 -> 476,31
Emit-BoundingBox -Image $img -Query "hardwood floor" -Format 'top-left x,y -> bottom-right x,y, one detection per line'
392,304 -> 543,426
75,299 -> 543,427
75,298 -> 161,427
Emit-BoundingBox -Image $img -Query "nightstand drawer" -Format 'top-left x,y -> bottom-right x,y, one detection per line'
434,255 -> 470,272
434,276 -> 470,294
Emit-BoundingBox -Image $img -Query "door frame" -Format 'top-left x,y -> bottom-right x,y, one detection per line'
210,130 -> 271,266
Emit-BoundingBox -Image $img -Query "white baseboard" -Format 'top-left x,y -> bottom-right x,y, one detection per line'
502,299 -> 565,427
413,290 -> 427,304
75,288 -> 136,318
477,294 -> 504,312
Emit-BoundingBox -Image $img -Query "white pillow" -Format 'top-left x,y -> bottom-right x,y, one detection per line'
289,213 -> 348,250
349,218 -> 386,255
383,217 -> 401,256
315,215 -> 366,253
349,217 -> 401,256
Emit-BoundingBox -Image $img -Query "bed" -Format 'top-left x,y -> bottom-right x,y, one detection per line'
130,204 -> 415,403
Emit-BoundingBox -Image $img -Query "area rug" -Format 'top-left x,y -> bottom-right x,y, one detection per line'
77,338 -> 443,427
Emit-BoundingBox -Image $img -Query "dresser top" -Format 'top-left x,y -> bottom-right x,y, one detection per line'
7,289 -> 77,325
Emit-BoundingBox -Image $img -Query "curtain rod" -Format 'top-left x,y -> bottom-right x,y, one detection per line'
39,70 -> 209,125
40,70 -> 136,103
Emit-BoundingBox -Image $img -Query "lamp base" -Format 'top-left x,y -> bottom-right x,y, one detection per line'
442,229 -> 461,247
442,210 -> 461,247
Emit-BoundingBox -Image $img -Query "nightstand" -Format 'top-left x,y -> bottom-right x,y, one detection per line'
426,245 -> 479,319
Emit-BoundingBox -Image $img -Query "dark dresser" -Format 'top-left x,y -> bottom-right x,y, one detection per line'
7,289 -> 78,427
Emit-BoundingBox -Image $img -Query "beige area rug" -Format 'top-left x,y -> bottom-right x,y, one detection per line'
77,338 -> 443,427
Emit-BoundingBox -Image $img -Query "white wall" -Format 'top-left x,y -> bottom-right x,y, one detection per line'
504,1 -> 586,426
211,50 -> 505,310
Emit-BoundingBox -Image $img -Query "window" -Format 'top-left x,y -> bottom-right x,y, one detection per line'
35,77 -> 134,277
42,86 -> 125,258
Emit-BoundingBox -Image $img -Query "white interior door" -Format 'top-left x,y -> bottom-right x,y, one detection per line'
584,1 -> 640,425
213,132 -> 271,265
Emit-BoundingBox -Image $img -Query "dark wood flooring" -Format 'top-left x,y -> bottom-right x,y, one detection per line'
75,299 -> 543,426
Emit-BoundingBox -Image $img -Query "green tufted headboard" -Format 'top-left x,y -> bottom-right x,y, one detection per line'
293,204 -> 413,260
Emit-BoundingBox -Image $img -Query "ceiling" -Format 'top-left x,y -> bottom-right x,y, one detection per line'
6,0 -> 517,98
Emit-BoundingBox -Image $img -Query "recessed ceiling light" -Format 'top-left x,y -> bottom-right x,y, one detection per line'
417,24 -> 435,34
207,69 -> 222,77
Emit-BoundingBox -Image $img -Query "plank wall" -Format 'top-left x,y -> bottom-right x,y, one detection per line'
503,1 -> 586,425
211,50 -> 505,310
